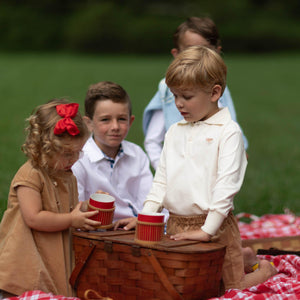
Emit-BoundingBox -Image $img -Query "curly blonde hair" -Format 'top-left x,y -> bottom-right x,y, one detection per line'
22,98 -> 89,169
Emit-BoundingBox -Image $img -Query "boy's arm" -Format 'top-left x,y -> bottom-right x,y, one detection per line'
72,160 -> 87,202
142,141 -> 168,214
144,110 -> 165,170
202,128 -> 247,236
134,152 -> 154,212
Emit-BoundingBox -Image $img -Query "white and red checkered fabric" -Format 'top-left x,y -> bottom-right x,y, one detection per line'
4,290 -> 79,300
210,254 -> 300,299
237,213 -> 300,240
210,213 -> 300,299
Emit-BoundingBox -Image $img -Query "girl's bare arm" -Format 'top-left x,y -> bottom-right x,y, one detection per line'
18,186 -> 101,232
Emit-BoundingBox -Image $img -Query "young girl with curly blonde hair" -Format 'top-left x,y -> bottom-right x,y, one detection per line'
0,99 -> 101,298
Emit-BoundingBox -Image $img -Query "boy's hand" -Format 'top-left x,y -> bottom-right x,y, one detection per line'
113,217 -> 137,231
71,202 -> 101,231
170,229 -> 211,242
95,190 -> 109,195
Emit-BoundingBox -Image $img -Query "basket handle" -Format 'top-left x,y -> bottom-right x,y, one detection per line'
147,249 -> 184,300
84,289 -> 113,300
69,243 -> 96,289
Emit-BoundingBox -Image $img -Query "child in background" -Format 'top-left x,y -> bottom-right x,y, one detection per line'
0,99 -> 101,298
115,46 -> 276,291
72,81 -> 154,221
143,16 -> 248,170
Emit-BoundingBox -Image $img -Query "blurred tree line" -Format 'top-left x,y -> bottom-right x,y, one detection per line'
0,0 -> 299,54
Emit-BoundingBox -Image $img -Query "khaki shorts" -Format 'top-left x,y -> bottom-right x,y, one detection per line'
167,212 -> 245,290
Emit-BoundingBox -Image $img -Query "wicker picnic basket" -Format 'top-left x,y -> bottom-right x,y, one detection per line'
70,230 -> 226,300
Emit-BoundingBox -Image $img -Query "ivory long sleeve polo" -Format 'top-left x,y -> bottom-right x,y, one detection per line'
143,107 -> 247,236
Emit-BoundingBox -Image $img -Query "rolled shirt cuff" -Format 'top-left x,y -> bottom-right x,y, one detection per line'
142,200 -> 161,213
201,210 -> 226,236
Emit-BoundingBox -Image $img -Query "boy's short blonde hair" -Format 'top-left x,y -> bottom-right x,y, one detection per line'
166,45 -> 227,95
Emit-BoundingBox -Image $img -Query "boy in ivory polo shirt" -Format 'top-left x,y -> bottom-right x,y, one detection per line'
115,46 -> 276,292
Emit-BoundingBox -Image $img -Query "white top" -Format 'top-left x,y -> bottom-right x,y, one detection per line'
143,110 -> 165,170
142,108 -> 247,236
72,136 -> 153,221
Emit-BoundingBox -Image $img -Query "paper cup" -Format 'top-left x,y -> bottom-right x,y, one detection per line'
89,193 -> 115,209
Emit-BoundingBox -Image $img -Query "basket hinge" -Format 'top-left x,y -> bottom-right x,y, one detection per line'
104,240 -> 113,253
131,244 -> 141,257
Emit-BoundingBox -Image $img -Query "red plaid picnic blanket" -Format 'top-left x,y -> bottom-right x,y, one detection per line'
4,290 -> 79,300
210,254 -> 300,300
237,212 -> 300,239
210,213 -> 300,299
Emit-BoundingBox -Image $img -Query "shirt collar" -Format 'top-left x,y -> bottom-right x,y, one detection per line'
84,136 -> 135,163
178,107 -> 231,126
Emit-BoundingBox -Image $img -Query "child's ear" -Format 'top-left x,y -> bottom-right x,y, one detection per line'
171,48 -> 179,58
129,115 -> 135,127
83,116 -> 93,132
211,85 -> 222,103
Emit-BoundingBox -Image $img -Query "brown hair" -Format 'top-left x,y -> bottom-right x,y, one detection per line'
85,81 -> 132,119
166,46 -> 227,95
173,17 -> 221,51
22,98 -> 89,169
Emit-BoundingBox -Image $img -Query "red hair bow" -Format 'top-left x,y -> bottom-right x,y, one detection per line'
53,103 -> 80,136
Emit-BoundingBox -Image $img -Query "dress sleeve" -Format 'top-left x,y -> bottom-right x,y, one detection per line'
12,163 -> 43,193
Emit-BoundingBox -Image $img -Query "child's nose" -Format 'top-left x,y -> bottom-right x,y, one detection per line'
175,98 -> 183,108
111,119 -> 120,129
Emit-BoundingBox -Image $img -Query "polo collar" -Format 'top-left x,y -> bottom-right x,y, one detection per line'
178,107 -> 231,126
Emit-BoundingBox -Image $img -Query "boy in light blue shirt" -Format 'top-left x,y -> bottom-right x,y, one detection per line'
143,17 -> 248,169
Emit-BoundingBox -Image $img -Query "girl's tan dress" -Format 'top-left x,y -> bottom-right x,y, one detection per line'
0,161 -> 78,296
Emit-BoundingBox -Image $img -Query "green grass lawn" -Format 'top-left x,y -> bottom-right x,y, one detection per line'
0,51 -> 299,219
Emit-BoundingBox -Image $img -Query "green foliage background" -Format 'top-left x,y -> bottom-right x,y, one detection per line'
0,0 -> 299,54
0,52 -> 299,219
0,1 -> 299,219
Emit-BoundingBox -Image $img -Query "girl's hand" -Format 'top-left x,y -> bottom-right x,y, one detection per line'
71,202 -> 101,231
170,229 -> 211,242
113,217 -> 137,231
80,200 -> 89,212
